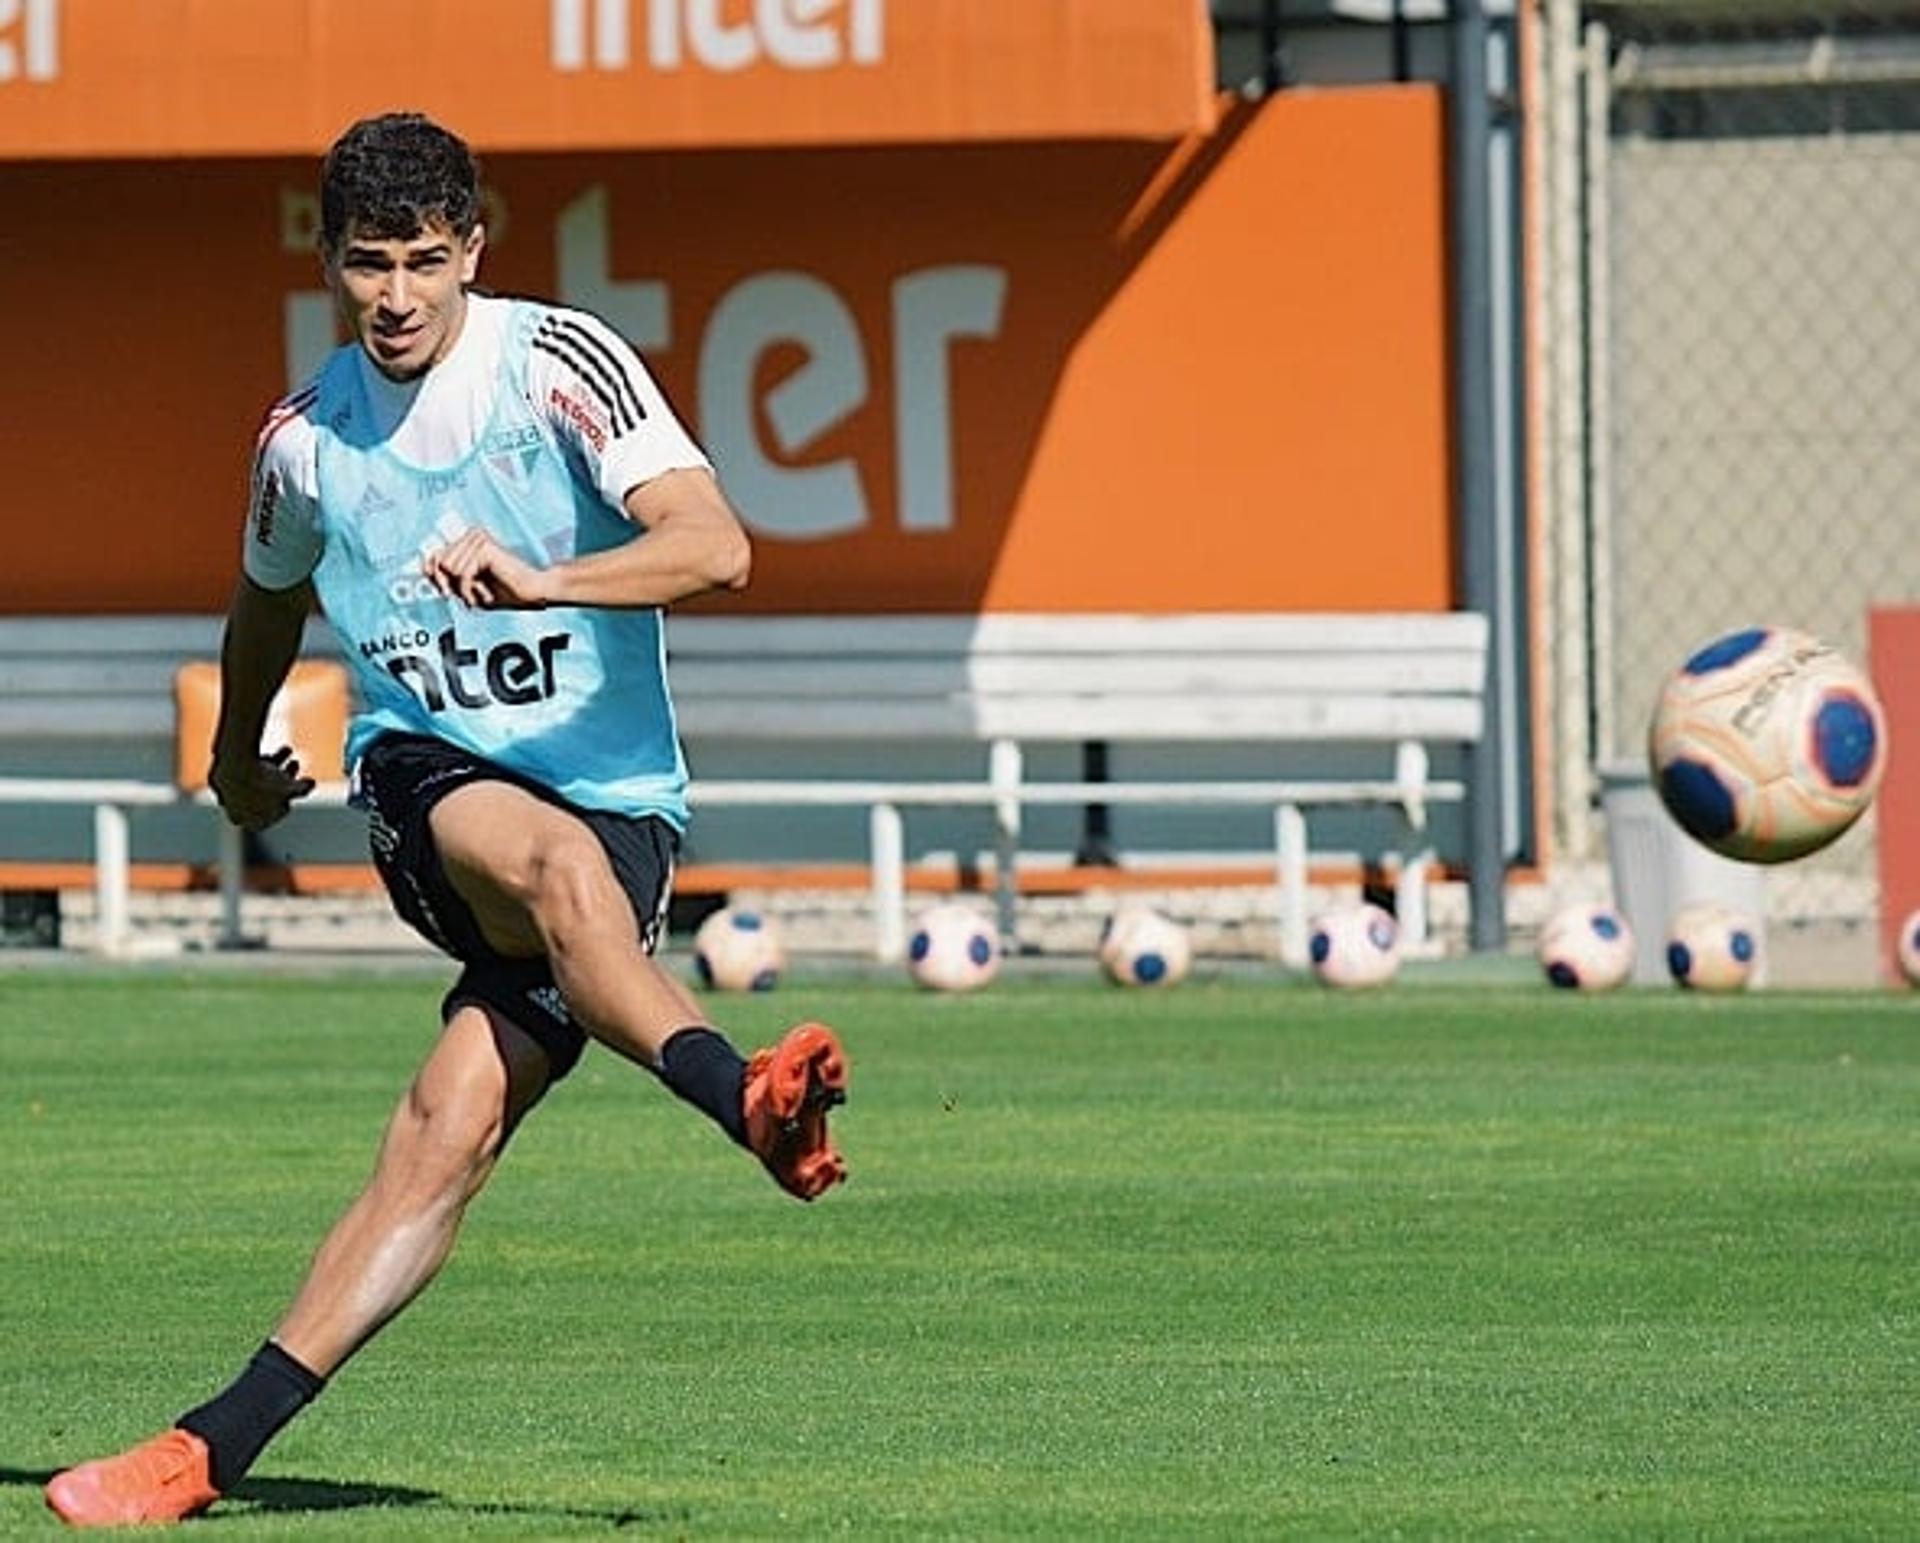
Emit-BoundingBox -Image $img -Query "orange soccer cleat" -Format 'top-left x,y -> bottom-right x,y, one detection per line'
44,1428 -> 221,1529
743,1021 -> 849,1201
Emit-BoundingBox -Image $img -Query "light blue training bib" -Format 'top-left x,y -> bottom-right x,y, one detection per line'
310,301 -> 688,827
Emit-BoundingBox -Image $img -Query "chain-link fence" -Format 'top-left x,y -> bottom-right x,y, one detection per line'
1542,1 -> 1920,922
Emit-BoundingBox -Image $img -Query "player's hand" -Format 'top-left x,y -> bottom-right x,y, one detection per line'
421,529 -> 555,610
209,746 -> 316,833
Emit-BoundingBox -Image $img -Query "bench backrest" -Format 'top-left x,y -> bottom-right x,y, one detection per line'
0,610 -> 1488,759
0,617 -> 239,741
666,613 -> 1489,743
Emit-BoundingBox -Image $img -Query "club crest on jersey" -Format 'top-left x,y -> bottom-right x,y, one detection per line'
486,445 -> 543,485
487,424 -> 549,485
484,424 -> 543,460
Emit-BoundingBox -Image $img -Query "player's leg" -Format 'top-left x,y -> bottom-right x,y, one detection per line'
354,731 -> 845,1197
427,779 -> 846,1200
43,999 -> 554,1529
268,996 -> 553,1376
430,780 -> 696,1062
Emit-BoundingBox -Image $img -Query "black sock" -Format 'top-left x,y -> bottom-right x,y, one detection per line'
657,1026 -> 748,1147
177,1340 -> 326,1491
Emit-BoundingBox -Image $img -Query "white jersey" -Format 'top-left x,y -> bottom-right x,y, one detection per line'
244,293 -> 709,591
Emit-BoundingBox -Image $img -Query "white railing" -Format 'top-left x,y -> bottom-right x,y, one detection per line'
0,751 -> 1462,964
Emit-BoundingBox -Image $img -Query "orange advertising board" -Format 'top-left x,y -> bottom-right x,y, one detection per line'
0,88 -> 1454,617
0,0 -> 1215,157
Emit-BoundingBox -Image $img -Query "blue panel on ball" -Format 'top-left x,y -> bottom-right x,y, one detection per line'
1591,912 -> 1622,941
1812,695 -> 1878,787
1136,952 -> 1167,984
1309,931 -> 1332,964
1547,960 -> 1580,989
751,968 -> 778,991
1683,627 -> 1769,675
1666,940 -> 1693,982
1730,930 -> 1755,963
909,931 -> 931,962
1367,918 -> 1395,951
1659,760 -> 1739,842
695,953 -> 715,987
966,934 -> 993,967
734,911 -> 763,930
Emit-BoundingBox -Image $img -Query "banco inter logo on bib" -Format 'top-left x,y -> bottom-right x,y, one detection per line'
380,626 -> 572,712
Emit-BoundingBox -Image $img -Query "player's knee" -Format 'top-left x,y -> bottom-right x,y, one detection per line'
522,829 -> 618,941
394,1071 -> 506,1199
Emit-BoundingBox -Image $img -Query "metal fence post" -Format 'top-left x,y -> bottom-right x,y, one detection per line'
1451,0 -> 1509,951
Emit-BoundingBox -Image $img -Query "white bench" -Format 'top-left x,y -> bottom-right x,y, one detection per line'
0,612 -> 1488,959
0,615 -> 340,953
667,613 -> 1486,958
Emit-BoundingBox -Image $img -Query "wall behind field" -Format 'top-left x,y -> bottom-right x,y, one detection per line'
0,88 -> 1456,618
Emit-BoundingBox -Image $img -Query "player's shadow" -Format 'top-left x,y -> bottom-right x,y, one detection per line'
234,1479 -> 690,1527
228,1474 -> 441,1513
1,1465 -> 684,1527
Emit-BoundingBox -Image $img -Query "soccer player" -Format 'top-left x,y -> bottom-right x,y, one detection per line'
45,112 -> 848,1529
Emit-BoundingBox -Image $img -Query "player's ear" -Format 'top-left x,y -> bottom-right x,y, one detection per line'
460,224 -> 486,285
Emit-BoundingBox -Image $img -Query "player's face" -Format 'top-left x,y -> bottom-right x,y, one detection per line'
326,218 -> 485,382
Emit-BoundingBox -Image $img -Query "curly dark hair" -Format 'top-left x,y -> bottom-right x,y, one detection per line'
320,112 -> 481,251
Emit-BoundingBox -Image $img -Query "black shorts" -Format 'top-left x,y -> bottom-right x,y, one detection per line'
351,732 -> 680,1081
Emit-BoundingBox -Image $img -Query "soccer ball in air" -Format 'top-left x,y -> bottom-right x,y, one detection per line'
1648,625 -> 1887,864
1895,908 -> 1920,988
1536,903 -> 1635,991
692,907 -> 785,992
906,904 -> 1000,992
1098,906 -> 1192,988
1309,903 -> 1401,988
1665,902 -> 1760,992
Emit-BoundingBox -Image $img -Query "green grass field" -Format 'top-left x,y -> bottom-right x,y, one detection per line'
1,968 -> 1915,1537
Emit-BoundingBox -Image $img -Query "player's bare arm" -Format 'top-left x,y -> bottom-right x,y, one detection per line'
420,467 -> 750,610
208,575 -> 318,831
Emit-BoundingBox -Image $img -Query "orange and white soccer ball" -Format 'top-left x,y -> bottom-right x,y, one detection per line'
692,906 -> 785,992
1098,906 -> 1192,988
1648,625 -> 1887,864
1308,903 -> 1401,988
1895,908 -> 1920,988
906,903 -> 1000,992
1665,902 -> 1760,992
1537,903 -> 1635,992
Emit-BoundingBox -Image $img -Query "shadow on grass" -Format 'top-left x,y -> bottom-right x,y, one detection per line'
3,1465 -> 687,1528
227,1475 -> 440,1513
234,1477 -> 691,1527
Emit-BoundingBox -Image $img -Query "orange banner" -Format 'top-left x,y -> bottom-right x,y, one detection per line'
0,0 -> 1215,157
0,88 -> 1454,616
